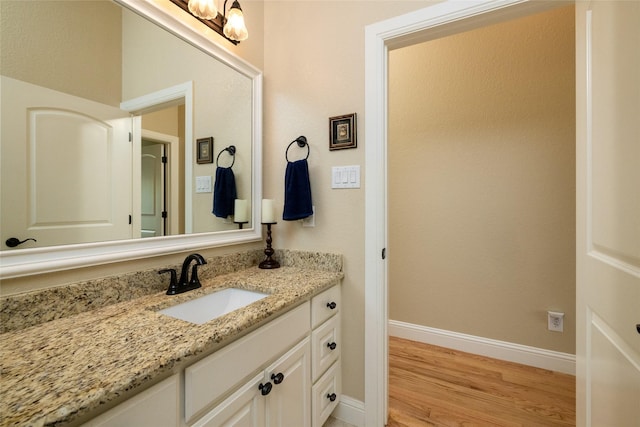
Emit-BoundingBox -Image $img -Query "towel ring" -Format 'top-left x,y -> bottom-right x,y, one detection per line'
216,145 -> 236,168
285,136 -> 309,162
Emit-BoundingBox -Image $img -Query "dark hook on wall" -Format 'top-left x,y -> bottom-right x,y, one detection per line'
216,145 -> 236,168
285,136 -> 309,162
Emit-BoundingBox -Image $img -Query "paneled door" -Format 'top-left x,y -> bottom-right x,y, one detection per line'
575,2 -> 640,425
141,141 -> 165,238
1,76 -> 132,248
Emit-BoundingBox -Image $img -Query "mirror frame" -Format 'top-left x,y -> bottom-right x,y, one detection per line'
0,0 -> 263,279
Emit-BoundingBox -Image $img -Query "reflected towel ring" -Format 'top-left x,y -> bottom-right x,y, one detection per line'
285,136 -> 309,162
216,145 -> 236,168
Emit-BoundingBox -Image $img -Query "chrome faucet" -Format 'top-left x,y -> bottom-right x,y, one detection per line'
159,253 -> 207,295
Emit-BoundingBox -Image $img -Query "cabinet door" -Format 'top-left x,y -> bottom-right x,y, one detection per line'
192,373 -> 266,427
266,338 -> 311,427
83,375 -> 179,427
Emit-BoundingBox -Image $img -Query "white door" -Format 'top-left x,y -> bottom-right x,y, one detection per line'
576,2 -> 640,426
1,76 -> 132,248
141,141 -> 165,238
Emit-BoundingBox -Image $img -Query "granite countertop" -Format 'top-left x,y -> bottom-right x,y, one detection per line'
0,265 -> 343,427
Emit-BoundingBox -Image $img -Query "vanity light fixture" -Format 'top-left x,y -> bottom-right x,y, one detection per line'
171,0 -> 248,45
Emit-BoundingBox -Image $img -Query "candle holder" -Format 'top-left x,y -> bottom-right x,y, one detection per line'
234,221 -> 248,229
259,223 -> 280,269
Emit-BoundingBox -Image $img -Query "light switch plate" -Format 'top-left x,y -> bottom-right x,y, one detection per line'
195,176 -> 212,193
332,165 -> 360,189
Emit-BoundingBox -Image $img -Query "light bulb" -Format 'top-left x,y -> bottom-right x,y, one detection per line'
223,2 -> 248,41
188,0 -> 218,20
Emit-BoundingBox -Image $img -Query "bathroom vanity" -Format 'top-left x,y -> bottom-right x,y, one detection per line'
0,251 -> 343,427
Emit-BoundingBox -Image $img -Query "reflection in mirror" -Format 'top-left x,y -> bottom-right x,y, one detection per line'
0,0 -> 262,278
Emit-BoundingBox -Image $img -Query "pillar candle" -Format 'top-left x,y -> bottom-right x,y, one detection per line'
234,199 -> 248,222
261,199 -> 275,223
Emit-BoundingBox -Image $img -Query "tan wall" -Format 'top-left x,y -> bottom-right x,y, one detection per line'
388,6 -> 576,354
0,1 -> 122,106
262,0 -> 437,403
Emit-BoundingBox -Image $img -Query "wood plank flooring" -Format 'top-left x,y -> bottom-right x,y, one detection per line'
388,337 -> 576,426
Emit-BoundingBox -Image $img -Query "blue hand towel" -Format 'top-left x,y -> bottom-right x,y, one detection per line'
283,159 -> 313,221
212,166 -> 237,218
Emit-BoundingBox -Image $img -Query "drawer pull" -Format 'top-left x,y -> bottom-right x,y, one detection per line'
326,301 -> 337,310
327,342 -> 337,350
259,382 -> 272,396
271,372 -> 284,384
327,393 -> 337,402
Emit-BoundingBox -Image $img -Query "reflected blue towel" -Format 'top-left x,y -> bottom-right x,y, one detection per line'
283,159 -> 313,221
213,167 -> 237,218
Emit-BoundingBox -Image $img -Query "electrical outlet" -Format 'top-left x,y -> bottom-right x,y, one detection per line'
547,311 -> 564,332
302,206 -> 315,227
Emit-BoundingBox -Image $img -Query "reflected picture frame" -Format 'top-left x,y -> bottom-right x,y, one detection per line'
329,113 -> 357,150
196,137 -> 214,164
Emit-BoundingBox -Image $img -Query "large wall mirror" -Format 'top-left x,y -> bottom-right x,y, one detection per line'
0,0 -> 262,279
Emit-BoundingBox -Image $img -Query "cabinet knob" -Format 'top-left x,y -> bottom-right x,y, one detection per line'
259,382 -> 272,396
327,301 -> 337,310
327,342 -> 337,350
271,372 -> 284,384
327,393 -> 337,402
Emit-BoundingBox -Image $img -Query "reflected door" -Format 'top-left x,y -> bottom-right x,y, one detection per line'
141,141 -> 166,237
0,77 -> 132,248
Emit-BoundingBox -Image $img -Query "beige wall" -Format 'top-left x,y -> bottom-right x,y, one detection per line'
0,1 -> 122,106
262,0 -> 437,403
388,6 -> 576,354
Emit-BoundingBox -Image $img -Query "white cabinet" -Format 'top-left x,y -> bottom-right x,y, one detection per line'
195,338 -> 311,427
265,338 -> 311,426
83,374 -> 180,427
83,284 -> 341,427
184,303 -> 310,423
310,286 -> 341,427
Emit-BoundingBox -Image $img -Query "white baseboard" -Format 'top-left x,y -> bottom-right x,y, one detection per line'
389,319 -> 575,375
332,395 -> 365,427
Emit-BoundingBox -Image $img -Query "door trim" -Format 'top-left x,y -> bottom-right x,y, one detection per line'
363,1 -> 568,424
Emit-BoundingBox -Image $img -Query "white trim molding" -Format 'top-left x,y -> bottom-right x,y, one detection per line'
332,395 -> 365,427
389,320 -> 576,375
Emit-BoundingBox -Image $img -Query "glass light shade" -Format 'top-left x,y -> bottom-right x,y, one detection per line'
188,0 -> 218,20
223,2 -> 248,41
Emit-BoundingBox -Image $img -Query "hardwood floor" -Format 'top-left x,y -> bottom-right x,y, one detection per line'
388,337 -> 576,426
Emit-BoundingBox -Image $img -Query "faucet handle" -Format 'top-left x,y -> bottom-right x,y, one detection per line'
159,268 -> 179,295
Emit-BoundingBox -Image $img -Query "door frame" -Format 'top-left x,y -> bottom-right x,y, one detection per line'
363,1 -> 570,424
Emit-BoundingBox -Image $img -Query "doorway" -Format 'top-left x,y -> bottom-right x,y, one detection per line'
363,1 -> 573,425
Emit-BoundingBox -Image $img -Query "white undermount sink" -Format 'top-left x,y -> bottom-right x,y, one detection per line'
158,288 -> 269,325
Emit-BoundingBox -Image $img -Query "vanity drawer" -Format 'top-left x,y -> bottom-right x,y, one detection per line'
311,285 -> 340,329
184,302 -> 310,422
311,314 -> 340,382
311,360 -> 341,427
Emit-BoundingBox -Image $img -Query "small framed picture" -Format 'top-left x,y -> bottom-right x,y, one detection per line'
196,137 -> 213,164
329,113 -> 357,150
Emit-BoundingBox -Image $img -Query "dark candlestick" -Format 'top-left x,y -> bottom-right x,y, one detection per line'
234,221 -> 248,229
259,223 -> 280,269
